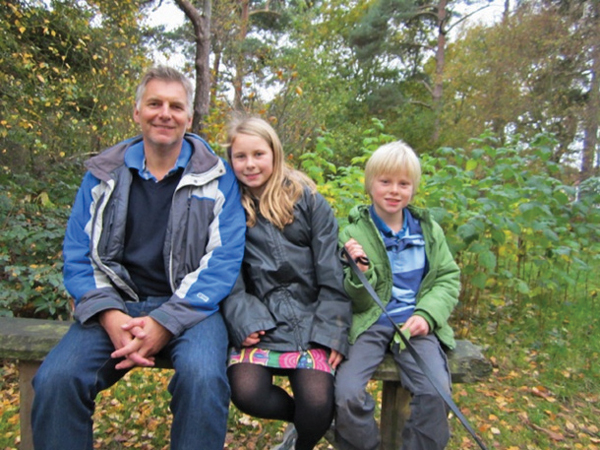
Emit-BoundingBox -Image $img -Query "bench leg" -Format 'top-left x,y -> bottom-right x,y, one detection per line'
379,380 -> 411,450
18,360 -> 40,450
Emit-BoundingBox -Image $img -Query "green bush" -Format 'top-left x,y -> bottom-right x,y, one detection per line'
0,163 -> 82,319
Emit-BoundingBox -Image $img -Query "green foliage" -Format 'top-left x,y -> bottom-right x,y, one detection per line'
0,0 -> 148,174
442,6 -> 591,162
309,118 -> 397,227
0,164 -> 81,318
418,132 -> 600,323
307,124 -> 599,387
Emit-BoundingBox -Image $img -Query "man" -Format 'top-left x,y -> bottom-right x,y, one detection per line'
31,66 -> 246,449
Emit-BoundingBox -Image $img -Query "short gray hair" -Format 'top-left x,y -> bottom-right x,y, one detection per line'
135,66 -> 194,115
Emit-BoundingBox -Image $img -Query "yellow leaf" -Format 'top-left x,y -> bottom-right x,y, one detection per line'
37,74 -> 45,83
295,86 -> 303,95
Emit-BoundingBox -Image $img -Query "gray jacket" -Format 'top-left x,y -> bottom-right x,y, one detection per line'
222,189 -> 351,356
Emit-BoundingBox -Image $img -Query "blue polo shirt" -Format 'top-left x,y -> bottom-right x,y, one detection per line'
370,206 -> 427,326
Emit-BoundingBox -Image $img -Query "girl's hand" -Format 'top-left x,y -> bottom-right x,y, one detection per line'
344,238 -> 370,272
242,330 -> 265,347
329,349 -> 344,369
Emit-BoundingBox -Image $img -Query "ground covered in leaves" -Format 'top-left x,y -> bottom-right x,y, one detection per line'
1,338 -> 599,450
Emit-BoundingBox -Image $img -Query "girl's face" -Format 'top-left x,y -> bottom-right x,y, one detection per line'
230,133 -> 274,197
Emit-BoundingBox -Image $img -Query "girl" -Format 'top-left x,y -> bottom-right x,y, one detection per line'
222,117 -> 351,450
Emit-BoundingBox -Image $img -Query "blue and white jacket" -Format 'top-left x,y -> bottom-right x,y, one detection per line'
63,133 -> 246,336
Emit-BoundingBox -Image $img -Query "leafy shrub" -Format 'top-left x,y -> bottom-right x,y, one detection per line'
0,162 -> 82,319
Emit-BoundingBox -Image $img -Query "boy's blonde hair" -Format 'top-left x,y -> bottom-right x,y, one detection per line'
226,116 -> 315,229
364,140 -> 421,196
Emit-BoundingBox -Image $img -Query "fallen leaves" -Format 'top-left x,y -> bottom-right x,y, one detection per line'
2,359 -> 600,450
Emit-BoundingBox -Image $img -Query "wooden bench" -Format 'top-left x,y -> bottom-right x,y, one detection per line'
0,316 -> 492,450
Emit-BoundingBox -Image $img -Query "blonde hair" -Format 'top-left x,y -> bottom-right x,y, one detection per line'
226,117 -> 316,229
364,140 -> 421,196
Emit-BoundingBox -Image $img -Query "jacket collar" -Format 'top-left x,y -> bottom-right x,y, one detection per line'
85,133 -> 221,183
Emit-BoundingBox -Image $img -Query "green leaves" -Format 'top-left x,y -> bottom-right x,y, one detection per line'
317,126 -> 599,331
1,0 -> 147,174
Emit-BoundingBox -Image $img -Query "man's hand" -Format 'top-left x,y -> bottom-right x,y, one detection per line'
111,316 -> 173,370
401,315 -> 430,337
98,309 -> 154,370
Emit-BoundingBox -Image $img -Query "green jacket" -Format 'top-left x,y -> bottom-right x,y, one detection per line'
339,204 -> 460,349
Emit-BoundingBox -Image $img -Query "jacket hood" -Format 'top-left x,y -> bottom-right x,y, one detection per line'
85,133 -> 220,182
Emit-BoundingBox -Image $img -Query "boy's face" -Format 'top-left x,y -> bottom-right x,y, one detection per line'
370,172 -> 414,223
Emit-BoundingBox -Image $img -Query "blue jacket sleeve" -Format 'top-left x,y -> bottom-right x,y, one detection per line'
150,161 -> 247,336
64,172 -> 128,322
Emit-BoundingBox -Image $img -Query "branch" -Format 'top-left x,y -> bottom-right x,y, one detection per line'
446,4 -> 493,33
173,0 -> 203,27
248,9 -> 282,17
420,79 -> 433,96
408,99 -> 432,110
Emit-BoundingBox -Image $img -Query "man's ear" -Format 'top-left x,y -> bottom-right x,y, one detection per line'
133,107 -> 140,124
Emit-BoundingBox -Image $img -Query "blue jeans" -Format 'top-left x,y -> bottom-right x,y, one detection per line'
32,297 -> 230,450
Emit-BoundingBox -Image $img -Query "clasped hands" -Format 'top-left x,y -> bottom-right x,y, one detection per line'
99,309 -> 173,370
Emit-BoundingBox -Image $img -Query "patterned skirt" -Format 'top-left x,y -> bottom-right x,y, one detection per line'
228,347 -> 335,374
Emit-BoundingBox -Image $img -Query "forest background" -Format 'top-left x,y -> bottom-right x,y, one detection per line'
1,0 -> 599,449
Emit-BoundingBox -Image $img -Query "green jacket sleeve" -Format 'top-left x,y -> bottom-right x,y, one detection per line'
414,220 -> 460,332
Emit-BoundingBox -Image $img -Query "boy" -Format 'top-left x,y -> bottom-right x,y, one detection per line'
335,140 -> 460,450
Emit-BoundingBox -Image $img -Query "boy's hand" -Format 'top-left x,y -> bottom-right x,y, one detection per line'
344,238 -> 370,272
401,315 -> 430,337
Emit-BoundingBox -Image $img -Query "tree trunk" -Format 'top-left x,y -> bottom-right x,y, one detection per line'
431,0 -> 448,144
233,0 -> 249,112
174,0 -> 212,136
581,1 -> 600,182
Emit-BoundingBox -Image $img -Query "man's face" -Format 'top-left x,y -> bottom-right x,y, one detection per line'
133,79 -> 192,152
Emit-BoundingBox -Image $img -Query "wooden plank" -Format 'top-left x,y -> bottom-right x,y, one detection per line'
373,339 -> 490,383
0,317 -> 72,361
18,361 -> 38,450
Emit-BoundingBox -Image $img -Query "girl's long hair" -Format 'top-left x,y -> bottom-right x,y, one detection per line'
226,116 -> 315,229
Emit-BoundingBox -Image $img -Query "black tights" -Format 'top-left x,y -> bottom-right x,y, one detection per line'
228,363 -> 335,450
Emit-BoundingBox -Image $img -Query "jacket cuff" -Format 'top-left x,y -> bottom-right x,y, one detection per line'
73,288 -> 127,324
311,331 -> 349,358
230,320 -> 276,349
413,311 -> 435,333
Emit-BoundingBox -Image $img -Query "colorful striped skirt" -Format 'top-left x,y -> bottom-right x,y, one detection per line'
228,347 -> 335,374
